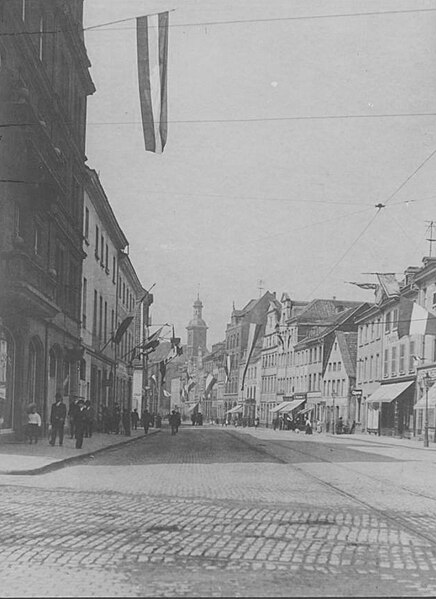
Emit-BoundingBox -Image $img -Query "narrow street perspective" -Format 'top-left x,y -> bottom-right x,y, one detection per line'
2,424 -> 436,597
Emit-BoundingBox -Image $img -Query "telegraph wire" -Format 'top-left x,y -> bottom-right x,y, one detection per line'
2,7 -> 436,37
305,146 -> 436,298
85,112 -> 436,126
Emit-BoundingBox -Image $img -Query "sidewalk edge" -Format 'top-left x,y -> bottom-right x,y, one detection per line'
0,430 -> 161,476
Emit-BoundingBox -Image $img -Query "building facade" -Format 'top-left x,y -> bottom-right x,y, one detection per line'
0,0 -> 94,435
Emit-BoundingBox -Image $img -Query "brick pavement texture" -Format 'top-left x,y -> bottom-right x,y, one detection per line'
2,427 -> 436,596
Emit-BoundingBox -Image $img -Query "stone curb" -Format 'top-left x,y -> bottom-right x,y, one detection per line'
0,429 -> 161,476
324,432 -> 436,451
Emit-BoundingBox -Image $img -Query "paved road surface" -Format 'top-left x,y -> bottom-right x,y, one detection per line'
2,425 -> 436,597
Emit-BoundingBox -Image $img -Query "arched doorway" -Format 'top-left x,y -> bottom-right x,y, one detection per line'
0,326 -> 15,431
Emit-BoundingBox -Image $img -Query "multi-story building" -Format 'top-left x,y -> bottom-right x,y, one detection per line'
259,297 -> 281,425
223,291 -> 275,414
80,168 -> 128,423
0,0 -> 95,435
202,341 -> 225,422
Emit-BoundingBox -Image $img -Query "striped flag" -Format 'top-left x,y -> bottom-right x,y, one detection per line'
205,373 -> 217,397
137,12 -> 169,153
398,298 -> 436,338
241,323 -> 262,390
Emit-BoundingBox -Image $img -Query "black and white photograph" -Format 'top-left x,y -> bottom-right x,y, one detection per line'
2,0 -> 436,596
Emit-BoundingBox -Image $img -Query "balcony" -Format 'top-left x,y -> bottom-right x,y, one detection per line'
0,250 -> 58,319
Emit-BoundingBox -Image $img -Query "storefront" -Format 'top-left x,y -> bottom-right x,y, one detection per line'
365,380 -> 415,437
414,367 -> 436,442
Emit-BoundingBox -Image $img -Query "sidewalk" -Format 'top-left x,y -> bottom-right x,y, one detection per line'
0,428 -> 159,475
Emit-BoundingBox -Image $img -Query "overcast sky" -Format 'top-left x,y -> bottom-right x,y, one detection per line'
83,0 -> 436,346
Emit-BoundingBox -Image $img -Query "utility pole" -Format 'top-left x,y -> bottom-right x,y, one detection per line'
426,221 -> 436,257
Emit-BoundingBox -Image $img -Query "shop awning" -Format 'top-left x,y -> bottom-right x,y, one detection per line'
227,405 -> 243,414
366,381 -> 414,404
186,403 -> 199,412
299,406 -> 314,416
281,398 -> 306,413
414,384 -> 436,409
270,401 -> 293,414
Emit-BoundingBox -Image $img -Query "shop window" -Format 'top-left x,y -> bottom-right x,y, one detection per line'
0,328 -> 14,430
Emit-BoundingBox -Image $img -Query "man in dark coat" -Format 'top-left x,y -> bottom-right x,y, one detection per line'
122,409 -> 131,436
74,399 -> 87,449
84,400 -> 94,438
68,399 -> 79,439
169,410 -> 181,435
49,393 -> 67,446
131,409 -> 139,430
141,409 -> 152,434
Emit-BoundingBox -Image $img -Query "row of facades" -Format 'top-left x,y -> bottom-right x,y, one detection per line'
171,258 -> 436,440
0,1 -> 151,437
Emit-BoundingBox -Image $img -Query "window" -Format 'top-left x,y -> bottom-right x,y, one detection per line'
409,341 -> 415,372
375,353 -> 380,380
33,222 -> 41,255
337,362 -> 341,371
99,295 -> 103,341
82,278 -> 87,328
104,301 -> 107,342
399,344 -> 405,373
369,355 -> 373,381
93,290 -> 97,337
391,346 -> 397,377
422,288 -> 427,309
84,207 -> 89,241
112,257 -> 116,283
21,0 -> 26,22
95,226 -> 99,259
38,15 -> 44,61
385,312 -> 391,333
100,235 -> 104,265
384,349 -> 389,377
392,308 -> 399,331
105,244 -> 109,271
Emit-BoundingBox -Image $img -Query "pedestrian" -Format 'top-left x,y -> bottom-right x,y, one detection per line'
49,392 -> 67,446
141,408 -> 152,434
316,420 -> 322,434
74,399 -> 87,449
336,416 -> 343,435
169,410 -> 181,435
113,404 -> 121,434
26,403 -> 41,444
68,398 -> 78,439
305,418 -> 313,435
191,413 -> 196,426
254,416 -> 260,428
84,400 -> 94,438
131,408 -> 139,430
122,409 -> 131,436
102,406 -> 111,433
155,413 -> 162,429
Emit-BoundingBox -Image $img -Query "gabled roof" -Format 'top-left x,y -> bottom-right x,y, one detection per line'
335,331 -> 358,378
292,298 -> 362,325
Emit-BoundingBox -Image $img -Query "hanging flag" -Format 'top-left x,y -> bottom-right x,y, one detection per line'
113,316 -> 134,344
137,12 -> 169,153
276,329 -> 284,351
159,360 -> 166,384
205,373 -> 217,397
163,389 -> 171,398
223,354 -> 231,383
140,327 -> 163,352
346,281 -> 378,290
241,322 -> 262,390
398,298 -> 436,338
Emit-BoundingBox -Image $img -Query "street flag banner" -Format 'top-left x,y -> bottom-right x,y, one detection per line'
163,389 -> 171,398
224,355 -> 231,383
137,12 -> 169,153
113,316 -> 134,344
140,327 -> 163,352
346,281 -> 378,290
241,322 -> 262,390
151,374 -> 157,385
398,298 -> 436,338
276,330 -> 284,351
159,360 -> 166,384
205,373 -> 217,397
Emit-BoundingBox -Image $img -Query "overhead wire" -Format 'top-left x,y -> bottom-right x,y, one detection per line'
305,146 -> 436,298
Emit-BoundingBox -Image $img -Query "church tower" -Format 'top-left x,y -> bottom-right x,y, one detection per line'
186,295 -> 208,363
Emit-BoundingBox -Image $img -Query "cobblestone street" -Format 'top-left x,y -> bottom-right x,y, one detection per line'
2,426 -> 436,596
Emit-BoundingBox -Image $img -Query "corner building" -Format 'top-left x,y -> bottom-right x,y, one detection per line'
0,1 -> 94,435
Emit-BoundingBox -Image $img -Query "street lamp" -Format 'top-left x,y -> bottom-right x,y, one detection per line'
424,373 -> 430,448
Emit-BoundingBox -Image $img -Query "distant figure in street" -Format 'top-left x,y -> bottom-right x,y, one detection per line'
49,393 -> 67,446
169,410 -> 181,435
26,403 -> 41,444
113,404 -> 121,434
131,409 -> 139,430
141,409 -> 152,434
316,420 -> 322,434
305,418 -> 313,435
272,417 -> 279,431
254,416 -> 260,428
84,400 -> 94,438
196,412 -> 203,426
191,413 -> 196,426
102,406 -> 111,434
122,409 -> 131,436
68,398 -> 78,439
74,399 -> 87,449
155,413 -> 162,429
336,416 -> 343,435
350,420 -> 356,434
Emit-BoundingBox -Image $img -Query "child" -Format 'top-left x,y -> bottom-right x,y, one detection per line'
26,404 -> 41,444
